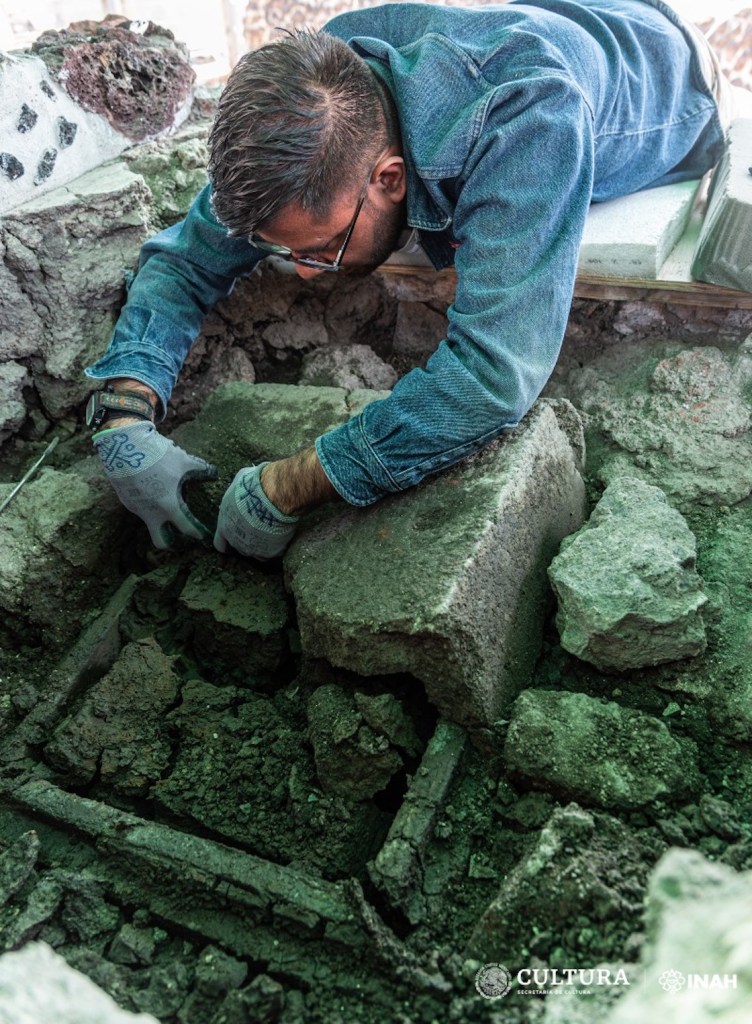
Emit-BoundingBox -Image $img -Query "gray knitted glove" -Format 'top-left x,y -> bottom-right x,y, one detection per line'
93,421 -> 218,548
213,464 -> 299,560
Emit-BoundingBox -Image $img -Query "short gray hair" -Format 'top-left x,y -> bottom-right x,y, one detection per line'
208,29 -> 397,237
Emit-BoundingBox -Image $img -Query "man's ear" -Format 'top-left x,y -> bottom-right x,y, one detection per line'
375,154 -> 407,204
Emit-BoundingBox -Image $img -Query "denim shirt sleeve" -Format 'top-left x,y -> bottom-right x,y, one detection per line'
317,74 -> 595,505
85,183 -> 263,415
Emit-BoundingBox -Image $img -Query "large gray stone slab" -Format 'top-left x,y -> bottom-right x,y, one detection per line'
0,941 -> 159,1023
692,119 -> 752,293
504,689 -> 700,809
284,399 -> 587,737
175,383 -> 586,737
605,849 -> 752,1023
549,476 -> 708,671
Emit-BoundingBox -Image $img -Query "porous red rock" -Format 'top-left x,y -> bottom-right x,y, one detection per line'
32,18 -> 195,142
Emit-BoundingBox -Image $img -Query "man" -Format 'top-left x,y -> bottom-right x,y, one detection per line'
85,0 -> 727,558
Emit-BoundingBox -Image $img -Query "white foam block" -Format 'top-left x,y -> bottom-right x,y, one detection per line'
577,179 -> 701,280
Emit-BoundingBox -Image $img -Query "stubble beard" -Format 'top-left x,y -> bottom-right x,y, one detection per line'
344,199 -> 406,277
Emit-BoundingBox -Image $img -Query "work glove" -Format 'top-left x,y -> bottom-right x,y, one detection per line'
213,464 -> 299,560
93,421 -> 218,549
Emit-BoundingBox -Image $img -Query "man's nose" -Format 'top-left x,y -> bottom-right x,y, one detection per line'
294,264 -> 325,280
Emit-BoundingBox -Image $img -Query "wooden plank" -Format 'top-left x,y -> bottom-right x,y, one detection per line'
573,274 -> 752,309
378,264 -> 752,310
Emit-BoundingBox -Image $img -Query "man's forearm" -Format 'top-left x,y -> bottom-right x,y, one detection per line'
261,446 -> 340,516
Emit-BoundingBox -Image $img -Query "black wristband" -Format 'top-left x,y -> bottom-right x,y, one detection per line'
85,387 -> 156,430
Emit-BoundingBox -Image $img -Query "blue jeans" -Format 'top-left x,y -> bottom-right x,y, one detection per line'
86,0 -> 725,505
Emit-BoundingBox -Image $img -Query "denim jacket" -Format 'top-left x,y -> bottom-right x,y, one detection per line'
86,0 -> 724,505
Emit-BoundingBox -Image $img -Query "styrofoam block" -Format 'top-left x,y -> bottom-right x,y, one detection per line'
577,179 -> 701,280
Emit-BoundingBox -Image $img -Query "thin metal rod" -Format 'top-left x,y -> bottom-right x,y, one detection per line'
0,436 -> 60,516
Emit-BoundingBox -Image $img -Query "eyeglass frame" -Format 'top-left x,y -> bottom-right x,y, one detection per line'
248,165 -> 376,273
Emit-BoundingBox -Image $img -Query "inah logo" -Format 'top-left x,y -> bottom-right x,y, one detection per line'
659,970 -> 686,993
475,963 -> 512,1000
658,969 -> 738,993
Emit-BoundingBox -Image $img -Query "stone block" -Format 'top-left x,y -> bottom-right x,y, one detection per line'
555,340 -> 752,511
1,160 -> 152,417
177,553 -> 290,681
0,464 -> 124,649
578,179 -> 701,279
692,118 -> 752,292
284,399 -> 587,737
0,359 -> 30,441
466,805 -> 653,963
605,849 -> 752,1023
549,476 -> 707,671
503,689 -> 700,809
6,778 -> 373,965
43,638 -> 179,797
174,381 -> 389,528
0,941 -> 159,1023
299,343 -> 398,390
368,720 -> 466,923
176,384 -> 585,737
306,684 -> 417,800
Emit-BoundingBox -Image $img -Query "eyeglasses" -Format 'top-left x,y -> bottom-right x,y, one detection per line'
249,171 -> 372,273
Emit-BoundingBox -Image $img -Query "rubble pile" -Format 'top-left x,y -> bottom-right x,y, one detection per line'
2,18 -> 752,1024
